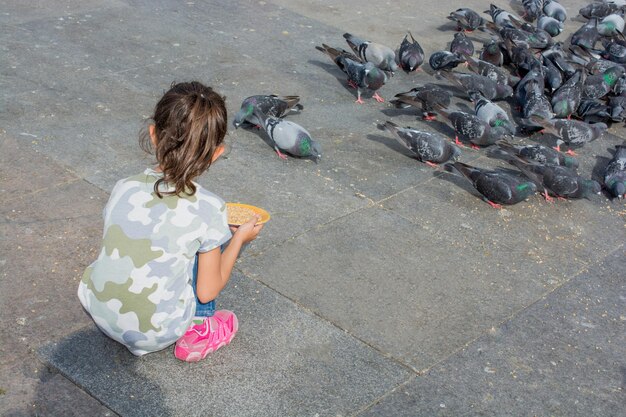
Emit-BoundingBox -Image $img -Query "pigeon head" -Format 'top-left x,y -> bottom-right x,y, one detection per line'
233,103 -> 254,128
583,179 -> 602,198
310,141 -> 322,162
607,179 -> 626,199
540,18 -> 564,37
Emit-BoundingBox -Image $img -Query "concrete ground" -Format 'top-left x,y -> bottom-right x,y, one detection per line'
1,0 -> 624,416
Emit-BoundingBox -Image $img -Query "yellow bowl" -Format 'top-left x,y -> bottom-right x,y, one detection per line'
226,203 -> 270,226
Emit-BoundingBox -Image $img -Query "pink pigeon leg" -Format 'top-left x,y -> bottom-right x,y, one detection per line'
566,149 -> 577,156
347,80 -> 358,89
275,148 -> 289,160
470,143 -> 481,150
486,199 -> 502,209
422,113 -> 437,121
425,161 -> 439,168
454,136 -> 465,147
373,92 -> 385,103
543,189 -> 554,203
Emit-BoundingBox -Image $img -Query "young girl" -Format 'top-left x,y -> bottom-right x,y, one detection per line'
78,81 -> 263,362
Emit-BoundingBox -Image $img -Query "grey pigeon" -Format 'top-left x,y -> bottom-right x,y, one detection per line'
391,84 -> 453,120
604,144 -> 626,199
583,65 -> 625,99
439,70 -> 513,100
520,79 -> 554,129
579,2 -> 620,19
532,116 -> 608,149
538,14 -> 564,37
470,92 -> 516,134
597,12 -> 625,37
522,0 -> 544,21
397,31 -> 425,73
509,159 -> 601,200
542,56 -> 563,92
233,95 -> 303,129
343,32 -> 399,73
485,4 -> 522,28
450,31 -> 475,57
576,99 -> 612,123
600,38 -> 626,63
451,161 -> 538,208
316,44 -> 388,104
258,113 -> 321,161
447,8 -> 486,31
570,18 -> 600,49
551,70 -> 583,118
435,104 -> 510,148
381,121 -> 461,166
543,0 -> 567,22
608,95 -> 626,121
429,50 -> 466,71
494,139 -> 579,169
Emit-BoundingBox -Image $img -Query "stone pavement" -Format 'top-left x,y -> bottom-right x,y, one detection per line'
1,0 -> 625,415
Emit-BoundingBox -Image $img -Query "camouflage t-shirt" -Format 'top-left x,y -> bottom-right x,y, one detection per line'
78,168 -> 231,356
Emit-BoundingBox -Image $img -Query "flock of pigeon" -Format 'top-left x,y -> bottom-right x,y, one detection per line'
233,0 -> 626,208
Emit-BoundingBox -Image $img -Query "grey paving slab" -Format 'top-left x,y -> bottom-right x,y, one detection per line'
237,204 -> 608,372
39,272 -> 413,417
358,247 -> 626,417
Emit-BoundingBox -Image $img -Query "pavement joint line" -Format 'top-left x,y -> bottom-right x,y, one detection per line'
350,375 -> 418,417
409,243 -> 625,376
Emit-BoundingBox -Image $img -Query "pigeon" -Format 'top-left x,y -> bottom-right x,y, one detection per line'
520,79 -> 555,129
233,95 -> 303,129
579,2 -> 620,20
509,42 -> 542,75
600,38 -> 626,63
447,8 -> 486,31
435,104 -> 510,148
450,31 -> 475,57
532,116 -> 608,149
429,50 -> 466,71
604,144 -> 626,199
509,159 -> 601,200
570,18 -> 600,49
381,121 -> 461,166
551,71 -> 583,118
576,99 -> 612,123
397,31 -> 425,73
522,0 -> 544,22
542,43 -> 576,78
485,4 -> 522,28
465,55 -> 519,86
343,32 -> 399,73
542,56 -> 563,92
597,12 -> 625,37
391,84 -> 452,120
439,70 -> 513,100
470,92 -> 516,134
494,139 -> 579,169
515,62 -> 545,104
480,39 -> 505,66
543,0 -> 567,22
451,161 -> 538,208
257,113 -> 321,161
608,95 -> 626,121
315,44 -> 388,104
538,14 -> 564,37
583,65 -> 625,99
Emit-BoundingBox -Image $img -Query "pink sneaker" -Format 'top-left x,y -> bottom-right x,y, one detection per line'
174,310 -> 238,362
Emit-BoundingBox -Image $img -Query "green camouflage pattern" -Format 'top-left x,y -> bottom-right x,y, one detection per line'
78,169 -> 231,355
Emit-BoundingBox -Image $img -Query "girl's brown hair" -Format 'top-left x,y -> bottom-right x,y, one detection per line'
140,81 -> 227,198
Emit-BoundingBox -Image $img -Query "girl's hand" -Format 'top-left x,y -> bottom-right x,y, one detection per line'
232,214 -> 264,244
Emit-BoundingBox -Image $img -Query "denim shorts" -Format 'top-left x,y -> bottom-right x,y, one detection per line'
191,256 -> 215,317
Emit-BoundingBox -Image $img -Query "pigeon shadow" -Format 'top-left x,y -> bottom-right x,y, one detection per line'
307,59 -> 359,99
437,22 -> 459,32
380,106 -> 420,118
436,164 -> 483,198
592,153 -> 611,182
366,133 -> 415,159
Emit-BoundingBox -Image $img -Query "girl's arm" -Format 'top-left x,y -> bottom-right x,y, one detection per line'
195,215 -> 263,303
